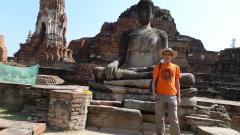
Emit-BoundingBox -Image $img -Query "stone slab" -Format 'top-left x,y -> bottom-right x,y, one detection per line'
87,105 -> 142,132
0,118 -> 46,135
90,82 -> 150,95
31,85 -> 88,90
197,126 -> 240,135
124,99 -> 154,113
93,91 -> 151,102
104,79 -> 151,89
91,100 -> 122,107
36,75 -> 65,85
0,128 -> 32,135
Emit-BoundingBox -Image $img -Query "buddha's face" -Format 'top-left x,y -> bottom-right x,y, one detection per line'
137,3 -> 153,25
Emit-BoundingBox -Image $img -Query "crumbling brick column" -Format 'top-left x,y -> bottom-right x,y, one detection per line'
48,89 -> 92,130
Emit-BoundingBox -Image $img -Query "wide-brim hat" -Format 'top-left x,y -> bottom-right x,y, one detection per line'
159,47 -> 178,59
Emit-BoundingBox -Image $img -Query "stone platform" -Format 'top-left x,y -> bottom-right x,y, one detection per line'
0,118 -> 46,135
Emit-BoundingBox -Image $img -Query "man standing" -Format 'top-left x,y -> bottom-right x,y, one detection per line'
152,47 -> 181,135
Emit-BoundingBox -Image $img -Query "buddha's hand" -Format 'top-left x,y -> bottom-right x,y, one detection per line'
105,60 -> 119,80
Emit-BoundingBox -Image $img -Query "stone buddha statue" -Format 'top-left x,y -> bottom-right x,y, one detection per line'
94,0 -> 168,80
92,0 -> 197,111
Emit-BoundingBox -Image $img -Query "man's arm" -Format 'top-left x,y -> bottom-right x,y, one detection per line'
157,30 -> 168,49
151,79 -> 156,96
176,79 -> 181,104
105,30 -> 132,79
118,30 -> 132,67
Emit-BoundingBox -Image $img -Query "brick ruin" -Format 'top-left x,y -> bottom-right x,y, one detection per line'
194,48 -> 240,101
216,47 -> 240,74
0,83 -> 92,131
14,0 -> 75,66
0,35 -> 8,63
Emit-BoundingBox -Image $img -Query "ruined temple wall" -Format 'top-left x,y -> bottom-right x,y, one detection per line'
169,40 -> 190,71
97,34 -> 119,62
152,19 -> 177,40
216,48 -> 240,74
188,51 -> 219,73
0,35 -> 8,63
14,0 -> 75,66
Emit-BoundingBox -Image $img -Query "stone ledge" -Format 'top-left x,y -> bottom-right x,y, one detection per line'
93,91 -> 151,101
197,126 -> 240,135
31,85 -> 88,90
91,100 -> 122,107
90,82 -> 150,95
197,97 -> 240,107
185,115 -> 229,131
197,97 -> 240,122
124,99 -> 154,113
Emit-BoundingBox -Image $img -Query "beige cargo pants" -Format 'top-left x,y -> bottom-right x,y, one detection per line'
155,94 -> 180,135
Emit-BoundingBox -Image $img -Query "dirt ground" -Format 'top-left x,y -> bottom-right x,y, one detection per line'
43,128 -> 142,135
42,127 -> 195,135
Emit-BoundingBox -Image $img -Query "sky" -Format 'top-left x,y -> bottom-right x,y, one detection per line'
0,0 -> 240,56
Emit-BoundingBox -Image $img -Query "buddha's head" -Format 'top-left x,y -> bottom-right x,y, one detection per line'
137,0 -> 154,25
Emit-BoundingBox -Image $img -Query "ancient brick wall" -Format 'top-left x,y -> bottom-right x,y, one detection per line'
216,47 -> 240,74
48,89 -> 92,129
0,35 -> 8,63
0,83 -> 91,126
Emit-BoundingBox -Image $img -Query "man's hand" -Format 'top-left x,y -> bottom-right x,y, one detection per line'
177,96 -> 181,105
105,61 -> 119,80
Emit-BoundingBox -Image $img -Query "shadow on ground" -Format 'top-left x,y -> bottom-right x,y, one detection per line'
0,106 -> 28,121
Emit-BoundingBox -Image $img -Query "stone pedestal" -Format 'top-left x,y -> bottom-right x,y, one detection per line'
48,89 -> 92,130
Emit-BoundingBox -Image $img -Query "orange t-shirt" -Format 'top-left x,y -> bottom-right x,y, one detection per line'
153,63 -> 180,95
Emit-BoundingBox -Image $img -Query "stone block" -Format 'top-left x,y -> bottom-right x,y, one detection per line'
180,73 -> 195,88
178,106 -> 196,118
36,75 -> 65,85
124,99 -> 155,113
181,88 -> 198,97
143,114 -> 155,123
87,105 -> 142,132
48,89 -> 92,130
93,91 -> 151,102
180,97 -> 197,107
